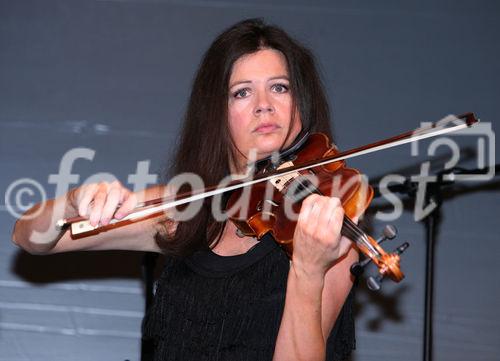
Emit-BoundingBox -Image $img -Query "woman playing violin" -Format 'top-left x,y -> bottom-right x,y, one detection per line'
12,19 -> 358,361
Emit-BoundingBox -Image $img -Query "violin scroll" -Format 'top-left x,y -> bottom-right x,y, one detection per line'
350,224 -> 410,290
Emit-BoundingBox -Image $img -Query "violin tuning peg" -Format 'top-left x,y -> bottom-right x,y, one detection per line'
375,224 -> 397,245
383,224 -> 397,240
367,274 -> 383,291
394,242 -> 410,255
350,257 -> 371,277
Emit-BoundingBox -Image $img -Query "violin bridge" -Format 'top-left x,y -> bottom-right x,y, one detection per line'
270,161 -> 301,192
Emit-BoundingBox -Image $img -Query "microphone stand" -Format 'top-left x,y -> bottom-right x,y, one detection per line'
422,172 -> 443,361
371,164 -> 499,361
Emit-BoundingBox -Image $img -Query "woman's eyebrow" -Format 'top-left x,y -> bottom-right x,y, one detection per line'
229,76 -> 289,89
268,75 -> 289,82
229,80 -> 251,89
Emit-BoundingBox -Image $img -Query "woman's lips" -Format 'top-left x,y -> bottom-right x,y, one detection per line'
254,123 -> 280,133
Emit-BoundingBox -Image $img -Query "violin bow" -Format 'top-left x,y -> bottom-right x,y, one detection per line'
57,112 -> 479,236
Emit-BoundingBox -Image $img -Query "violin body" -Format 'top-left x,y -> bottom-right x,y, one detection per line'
227,133 -> 371,247
227,133 -> 403,282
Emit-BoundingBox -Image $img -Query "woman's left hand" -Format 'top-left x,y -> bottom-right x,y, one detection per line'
273,193 -> 357,361
291,194 -> 352,279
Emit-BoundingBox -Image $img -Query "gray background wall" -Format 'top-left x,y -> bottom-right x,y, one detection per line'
1,0 -> 499,360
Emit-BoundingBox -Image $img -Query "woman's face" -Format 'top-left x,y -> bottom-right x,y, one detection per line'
228,48 -> 302,172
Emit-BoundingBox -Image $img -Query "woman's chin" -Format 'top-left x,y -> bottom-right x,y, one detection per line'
255,143 -> 285,159
255,134 -> 288,153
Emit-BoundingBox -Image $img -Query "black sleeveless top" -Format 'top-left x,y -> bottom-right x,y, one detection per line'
142,233 -> 355,361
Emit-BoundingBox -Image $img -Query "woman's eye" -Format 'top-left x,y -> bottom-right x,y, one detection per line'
233,88 -> 250,98
272,83 -> 289,93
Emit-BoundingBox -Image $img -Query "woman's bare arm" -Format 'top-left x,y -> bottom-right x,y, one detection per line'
12,183 -> 172,254
273,195 -> 357,361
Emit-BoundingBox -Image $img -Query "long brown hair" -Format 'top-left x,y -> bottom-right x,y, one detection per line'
155,18 -> 333,256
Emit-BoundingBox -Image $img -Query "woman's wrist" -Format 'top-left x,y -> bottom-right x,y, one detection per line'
290,262 -> 325,300
291,257 -> 327,281
64,187 -> 80,218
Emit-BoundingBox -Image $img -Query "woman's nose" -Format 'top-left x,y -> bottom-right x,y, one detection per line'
253,91 -> 275,116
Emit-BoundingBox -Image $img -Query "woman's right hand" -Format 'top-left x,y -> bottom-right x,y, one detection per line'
69,180 -> 138,227
13,182 -> 167,254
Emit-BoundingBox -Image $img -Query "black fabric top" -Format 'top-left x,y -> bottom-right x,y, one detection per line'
142,233 -> 355,361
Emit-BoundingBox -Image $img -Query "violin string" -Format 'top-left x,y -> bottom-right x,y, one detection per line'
296,178 -> 365,245
343,220 -> 367,245
343,216 -> 380,257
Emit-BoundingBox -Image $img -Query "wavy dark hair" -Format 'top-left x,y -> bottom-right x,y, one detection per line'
155,18 -> 334,256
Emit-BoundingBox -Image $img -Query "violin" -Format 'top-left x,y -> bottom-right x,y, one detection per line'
56,112 -> 479,287
227,132 -> 405,283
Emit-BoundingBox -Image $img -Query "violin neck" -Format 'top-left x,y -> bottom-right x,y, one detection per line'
341,215 -> 380,257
